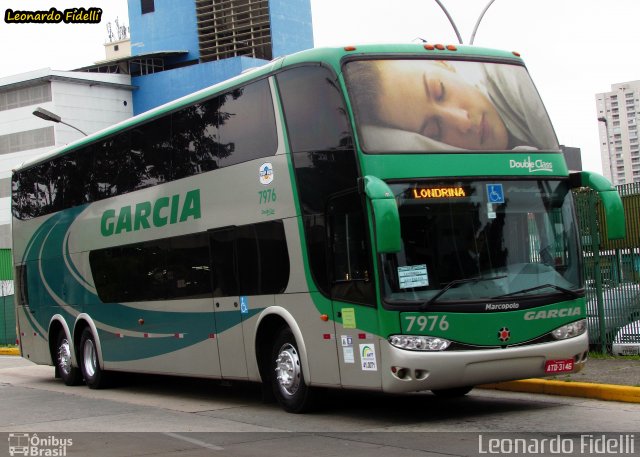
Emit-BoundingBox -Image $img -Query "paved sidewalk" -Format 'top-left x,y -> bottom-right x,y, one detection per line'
482,357 -> 640,403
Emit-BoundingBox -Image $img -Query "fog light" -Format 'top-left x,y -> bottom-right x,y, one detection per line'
551,319 -> 587,340
389,335 -> 451,351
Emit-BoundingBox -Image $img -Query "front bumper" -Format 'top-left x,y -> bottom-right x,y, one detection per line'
380,332 -> 588,393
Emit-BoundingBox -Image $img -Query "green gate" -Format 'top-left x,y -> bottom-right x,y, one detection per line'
575,183 -> 640,353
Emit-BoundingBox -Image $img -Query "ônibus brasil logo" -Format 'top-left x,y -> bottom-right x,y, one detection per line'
509,156 -> 553,173
8,433 -> 73,456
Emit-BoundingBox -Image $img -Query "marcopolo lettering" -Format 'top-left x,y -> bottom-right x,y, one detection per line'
101,189 -> 201,237
523,307 -> 581,320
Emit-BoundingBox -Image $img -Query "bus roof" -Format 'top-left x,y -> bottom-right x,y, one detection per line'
13,43 -> 524,174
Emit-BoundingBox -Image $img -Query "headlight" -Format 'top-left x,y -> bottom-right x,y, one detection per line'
389,335 -> 451,351
551,319 -> 587,340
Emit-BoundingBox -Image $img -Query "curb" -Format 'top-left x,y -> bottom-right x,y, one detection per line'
0,348 -> 20,356
481,379 -> 640,404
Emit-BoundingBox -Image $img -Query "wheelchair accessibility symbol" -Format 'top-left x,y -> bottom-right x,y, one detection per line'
486,184 -> 505,204
240,296 -> 249,314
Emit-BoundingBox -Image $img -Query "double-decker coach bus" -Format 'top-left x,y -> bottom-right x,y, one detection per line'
12,44 -> 625,413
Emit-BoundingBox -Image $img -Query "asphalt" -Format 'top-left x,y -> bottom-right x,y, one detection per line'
2,347 -> 639,403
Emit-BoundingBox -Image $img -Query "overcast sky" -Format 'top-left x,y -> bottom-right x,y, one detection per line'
2,0 -> 639,173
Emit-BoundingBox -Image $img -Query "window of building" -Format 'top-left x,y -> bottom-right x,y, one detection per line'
0,83 -> 51,112
196,0 -> 272,62
141,0 -> 155,14
0,127 -> 54,155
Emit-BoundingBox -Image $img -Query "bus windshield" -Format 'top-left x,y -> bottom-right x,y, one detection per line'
344,59 -> 559,152
381,180 -> 581,306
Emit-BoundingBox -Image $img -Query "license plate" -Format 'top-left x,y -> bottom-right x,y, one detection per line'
621,346 -> 640,356
544,359 -> 574,373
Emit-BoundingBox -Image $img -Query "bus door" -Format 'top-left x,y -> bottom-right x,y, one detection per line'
328,192 -> 381,389
209,227 -> 249,379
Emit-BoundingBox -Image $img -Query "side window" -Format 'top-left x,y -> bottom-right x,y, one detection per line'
211,221 -> 290,297
277,65 -> 352,153
210,228 -> 239,297
216,79 -> 278,167
172,102 -> 221,179
90,233 -> 212,303
328,192 -> 374,305
15,265 -> 29,307
131,116 -> 173,190
277,65 -> 358,296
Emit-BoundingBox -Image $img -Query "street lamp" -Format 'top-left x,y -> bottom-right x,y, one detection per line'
32,107 -> 88,136
597,116 -> 614,184
433,0 -> 497,45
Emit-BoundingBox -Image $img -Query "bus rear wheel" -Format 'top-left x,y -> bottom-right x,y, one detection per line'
55,331 -> 82,386
431,386 -> 473,397
79,328 -> 109,389
271,327 -> 316,413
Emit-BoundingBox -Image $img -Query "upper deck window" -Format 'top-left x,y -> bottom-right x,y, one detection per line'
344,59 -> 559,153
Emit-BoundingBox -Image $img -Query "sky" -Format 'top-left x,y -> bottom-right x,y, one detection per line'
1,0 -> 639,174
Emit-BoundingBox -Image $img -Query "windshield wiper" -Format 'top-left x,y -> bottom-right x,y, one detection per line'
425,275 -> 507,306
493,283 -> 580,299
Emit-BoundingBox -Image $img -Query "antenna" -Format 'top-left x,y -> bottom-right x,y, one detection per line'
433,0 -> 463,44
470,0 -> 497,45
106,22 -> 114,43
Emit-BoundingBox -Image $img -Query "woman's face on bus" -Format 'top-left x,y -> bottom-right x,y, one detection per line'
374,60 -> 509,150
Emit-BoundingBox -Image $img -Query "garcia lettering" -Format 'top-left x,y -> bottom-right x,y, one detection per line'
101,190 -> 201,237
523,307 -> 581,320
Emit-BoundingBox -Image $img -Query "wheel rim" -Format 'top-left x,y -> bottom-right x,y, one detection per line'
57,338 -> 72,376
83,338 -> 97,378
274,343 -> 301,396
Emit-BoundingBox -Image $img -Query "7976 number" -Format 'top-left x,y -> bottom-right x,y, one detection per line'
404,315 -> 449,332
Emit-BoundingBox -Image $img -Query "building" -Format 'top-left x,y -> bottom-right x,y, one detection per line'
596,80 -> 640,185
0,69 -> 134,250
80,0 -> 314,114
560,145 -> 583,172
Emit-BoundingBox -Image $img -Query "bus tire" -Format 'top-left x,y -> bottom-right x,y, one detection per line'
79,328 -> 109,389
431,386 -> 473,397
54,331 -> 82,386
271,327 -> 316,413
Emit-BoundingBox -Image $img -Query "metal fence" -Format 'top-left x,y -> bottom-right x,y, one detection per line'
0,294 -> 15,345
575,183 -> 640,354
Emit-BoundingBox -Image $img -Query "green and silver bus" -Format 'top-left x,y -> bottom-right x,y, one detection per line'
12,44 -> 625,412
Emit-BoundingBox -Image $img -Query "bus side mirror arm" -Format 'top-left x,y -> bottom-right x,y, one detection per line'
569,171 -> 626,240
361,175 -> 402,253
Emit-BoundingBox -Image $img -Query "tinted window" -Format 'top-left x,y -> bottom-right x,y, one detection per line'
277,65 -> 359,296
171,102 -> 221,179
216,80 -> 277,167
131,116 -> 174,190
328,192 -> 374,305
277,66 -> 352,152
12,79 -> 277,220
90,233 -> 211,303
211,221 -> 290,297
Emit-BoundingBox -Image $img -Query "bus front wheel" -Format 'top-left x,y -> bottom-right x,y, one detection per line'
271,327 -> 316,413
54,331 -> 82,386
79,328 -> 108,389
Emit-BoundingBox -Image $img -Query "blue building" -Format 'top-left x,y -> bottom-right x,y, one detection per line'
126,0 -> 314,114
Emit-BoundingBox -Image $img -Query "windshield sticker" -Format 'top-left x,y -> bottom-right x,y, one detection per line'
486,184 -> 505,204
360,344 -> 378,371
398,264 -> 429,289
342,308 -> 357,329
